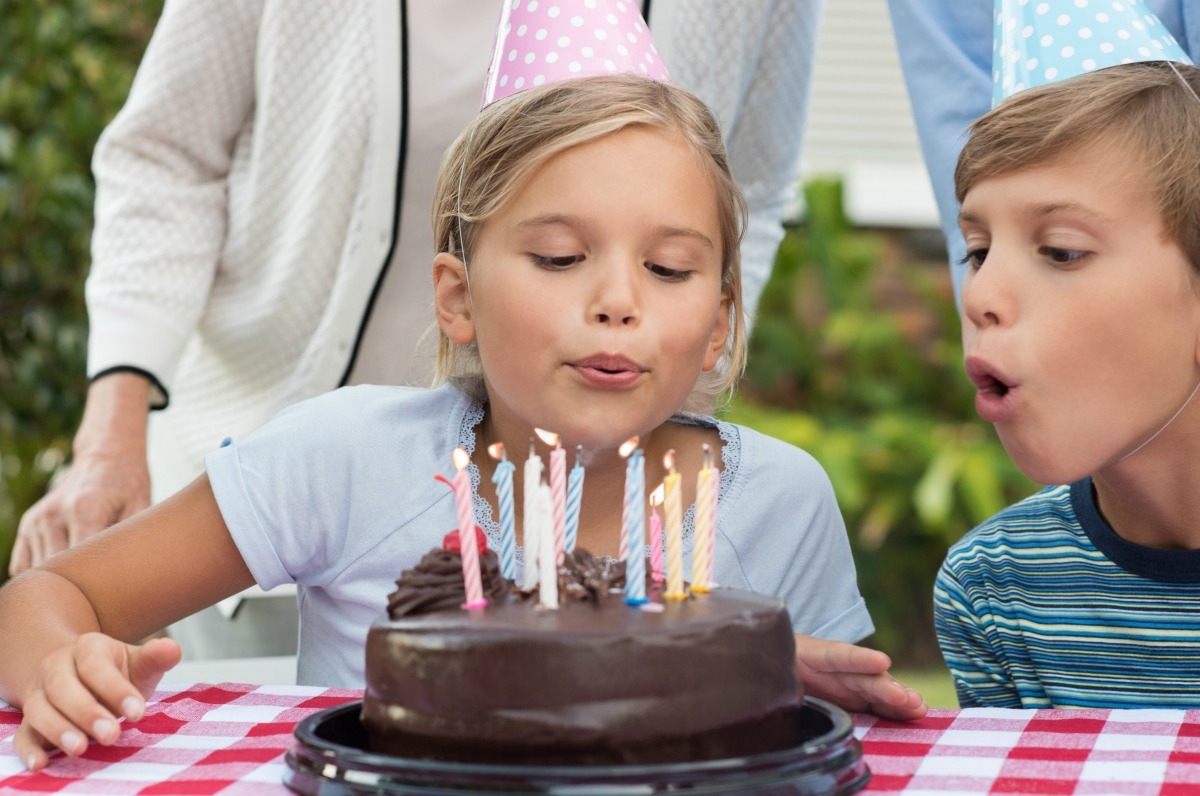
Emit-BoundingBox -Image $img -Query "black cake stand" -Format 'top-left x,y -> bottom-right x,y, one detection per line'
283,697 -> 869,795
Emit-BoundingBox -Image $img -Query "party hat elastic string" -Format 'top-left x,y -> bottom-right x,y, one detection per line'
1118,377 -> 1200,462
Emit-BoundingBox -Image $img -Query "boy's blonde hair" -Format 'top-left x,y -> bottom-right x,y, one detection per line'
432,74 -> 748,411
956,61 -> 1200,270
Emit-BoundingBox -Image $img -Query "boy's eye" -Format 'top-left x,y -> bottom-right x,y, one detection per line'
531,254 -> 584,269
1039,246 -> 1086,267
959,249 -> 988,270
646,262 -> 691,282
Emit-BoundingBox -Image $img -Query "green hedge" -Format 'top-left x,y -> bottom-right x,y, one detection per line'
0,1 -> 163,573
728,180 -> 1035,666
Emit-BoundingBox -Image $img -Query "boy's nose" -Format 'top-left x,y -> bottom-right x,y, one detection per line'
961,256 -> 1011,331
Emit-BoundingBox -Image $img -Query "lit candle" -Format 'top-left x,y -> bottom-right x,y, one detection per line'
661,450 -> 686,599
522,438 -> 543,592
692,443 -> 718,593
488,442 -> 517,581
564,445 -> 585,554
618,436 -> 638,562
537,480 -> 558,609
649,484 -> 664,584
621,439 -> 648,605
451,447 -> 486,608
535,428 -> 566,563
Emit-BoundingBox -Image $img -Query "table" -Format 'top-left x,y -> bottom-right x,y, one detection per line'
1,684 -> 1198,794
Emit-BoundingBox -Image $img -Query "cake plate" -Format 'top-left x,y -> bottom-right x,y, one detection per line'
283,697 -> 869,795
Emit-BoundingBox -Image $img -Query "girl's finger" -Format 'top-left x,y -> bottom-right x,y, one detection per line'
17,689 -> 91,761
39,653 -> 122,746
13,718 -> 53,772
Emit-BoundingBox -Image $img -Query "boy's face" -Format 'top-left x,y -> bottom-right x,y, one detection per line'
444,125 -> 729,450
959,139 -> 1200,485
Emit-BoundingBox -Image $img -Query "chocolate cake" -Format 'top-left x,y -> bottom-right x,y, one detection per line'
362,543 -> 802,766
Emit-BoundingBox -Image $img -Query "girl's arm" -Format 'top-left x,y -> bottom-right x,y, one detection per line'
0,474 -> 255,769
794,634 -> 928,721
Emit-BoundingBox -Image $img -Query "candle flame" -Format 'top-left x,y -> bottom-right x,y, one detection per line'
618,436 -> 639,458
487,442 -> 506,460
452,446 -> 470,471
663,449 -> 676,472
650,484 -> 665,506
703,443 -> 715,469
533,428 -> 559,447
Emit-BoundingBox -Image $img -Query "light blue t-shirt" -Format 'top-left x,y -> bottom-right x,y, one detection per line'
206,383 -> 873,687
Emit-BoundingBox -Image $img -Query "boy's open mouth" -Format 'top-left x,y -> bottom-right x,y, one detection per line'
965,356 -> 1016,422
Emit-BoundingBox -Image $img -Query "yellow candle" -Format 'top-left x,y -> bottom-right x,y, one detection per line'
691,444 -> 717,593
662,450 -> 686,600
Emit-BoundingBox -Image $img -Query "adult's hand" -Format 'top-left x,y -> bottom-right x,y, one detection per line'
10,373 -> 152,575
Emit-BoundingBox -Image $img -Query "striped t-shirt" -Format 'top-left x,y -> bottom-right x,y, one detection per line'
934,479 -> 1200,708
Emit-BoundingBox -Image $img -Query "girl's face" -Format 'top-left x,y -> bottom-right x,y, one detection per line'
959,139 -> 1200,485
442,125 -> 729,450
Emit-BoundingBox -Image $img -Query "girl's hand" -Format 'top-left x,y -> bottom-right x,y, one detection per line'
793,634 -> 928,721
14,634 -> 181,771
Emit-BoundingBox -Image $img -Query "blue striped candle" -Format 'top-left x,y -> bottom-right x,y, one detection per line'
488,443 -> 517,581
564,445 -> 585,554
623,447 -> 648,605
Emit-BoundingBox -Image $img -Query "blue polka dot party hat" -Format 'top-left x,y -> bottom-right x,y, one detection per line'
993,0 -> 1192,106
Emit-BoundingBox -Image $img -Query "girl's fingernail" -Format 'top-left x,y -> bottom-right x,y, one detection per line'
93,718 -> 116,742
60,730 -> 84,755
26,753 -> 38,771
122,697 -> 142,721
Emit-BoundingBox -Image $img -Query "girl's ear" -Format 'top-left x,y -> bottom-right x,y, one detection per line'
701,294 -> 732,372
434,252 -> 476,345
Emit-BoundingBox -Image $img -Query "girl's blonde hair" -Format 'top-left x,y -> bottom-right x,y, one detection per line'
956,61 -> 1200,270
431,74 -> 748,411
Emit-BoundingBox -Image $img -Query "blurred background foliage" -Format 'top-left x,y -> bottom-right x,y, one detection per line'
0,1 -> 1036,681
0,0 -> 164,572
728,180 -> 1035,667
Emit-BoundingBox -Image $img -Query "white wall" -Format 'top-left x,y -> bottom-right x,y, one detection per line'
801,0 -> 940,228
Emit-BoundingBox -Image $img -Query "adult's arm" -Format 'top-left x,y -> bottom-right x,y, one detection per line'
885,0 -> 993,308
11,0 -> 264,573
665,0 -> 827,325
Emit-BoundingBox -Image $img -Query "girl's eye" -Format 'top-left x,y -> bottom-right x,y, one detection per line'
531,254 -> 583,269
958,249 -> 988,270
646,262 -> 690,282
1039,246 -> 1087,267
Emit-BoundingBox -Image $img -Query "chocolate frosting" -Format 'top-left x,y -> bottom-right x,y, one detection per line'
386,548 -> 511,618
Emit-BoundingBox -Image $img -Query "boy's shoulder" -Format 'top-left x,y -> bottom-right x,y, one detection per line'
943,482 -> 1082,576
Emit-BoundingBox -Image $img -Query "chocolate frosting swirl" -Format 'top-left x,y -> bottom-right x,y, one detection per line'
556,547 -> 627,604
387,548 -> 512,618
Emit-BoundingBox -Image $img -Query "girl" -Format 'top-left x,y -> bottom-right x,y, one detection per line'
0,74 -> 925,771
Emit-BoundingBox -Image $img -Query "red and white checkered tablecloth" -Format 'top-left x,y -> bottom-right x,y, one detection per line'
855,708 -> 1200,794
3,685 -> 1200,794
0,682 -> 359,794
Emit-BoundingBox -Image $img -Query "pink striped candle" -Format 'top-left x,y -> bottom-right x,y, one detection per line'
649,484 -> 665,584
535,429 -> 567,564
451,447 -> 486,608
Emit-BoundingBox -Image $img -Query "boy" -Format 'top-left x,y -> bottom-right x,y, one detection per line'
935,58 -> 1200,708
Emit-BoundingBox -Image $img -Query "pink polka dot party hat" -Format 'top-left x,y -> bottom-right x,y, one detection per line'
993,0 -> 1192,105
481,0 -> 670,109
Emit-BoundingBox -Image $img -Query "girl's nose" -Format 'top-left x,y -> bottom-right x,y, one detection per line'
589,260 -> 641,327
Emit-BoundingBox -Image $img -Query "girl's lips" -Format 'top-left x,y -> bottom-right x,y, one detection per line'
571,354 -> 646,389
964,355 -> 1018,423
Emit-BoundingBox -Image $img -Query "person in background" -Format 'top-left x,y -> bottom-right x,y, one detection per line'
886,0 -> 1199,307
936,2 -> 1200,707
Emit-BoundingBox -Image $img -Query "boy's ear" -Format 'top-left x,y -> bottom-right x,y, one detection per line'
433,252 -> 476,345
701,294 -> 732,372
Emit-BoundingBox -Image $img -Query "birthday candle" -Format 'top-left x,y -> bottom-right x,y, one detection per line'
488,442 -> 517,581
451,447 -> 486,608
622,443 -> 648,605
649,484 -> 664,584
521,438 -> 543,592
661,450 -> 686,599
692,443 -> 718,593
564,445 -> 585,554
537,480 -> 558,609
618,436 -> 638,561
535,429 -> 567,563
